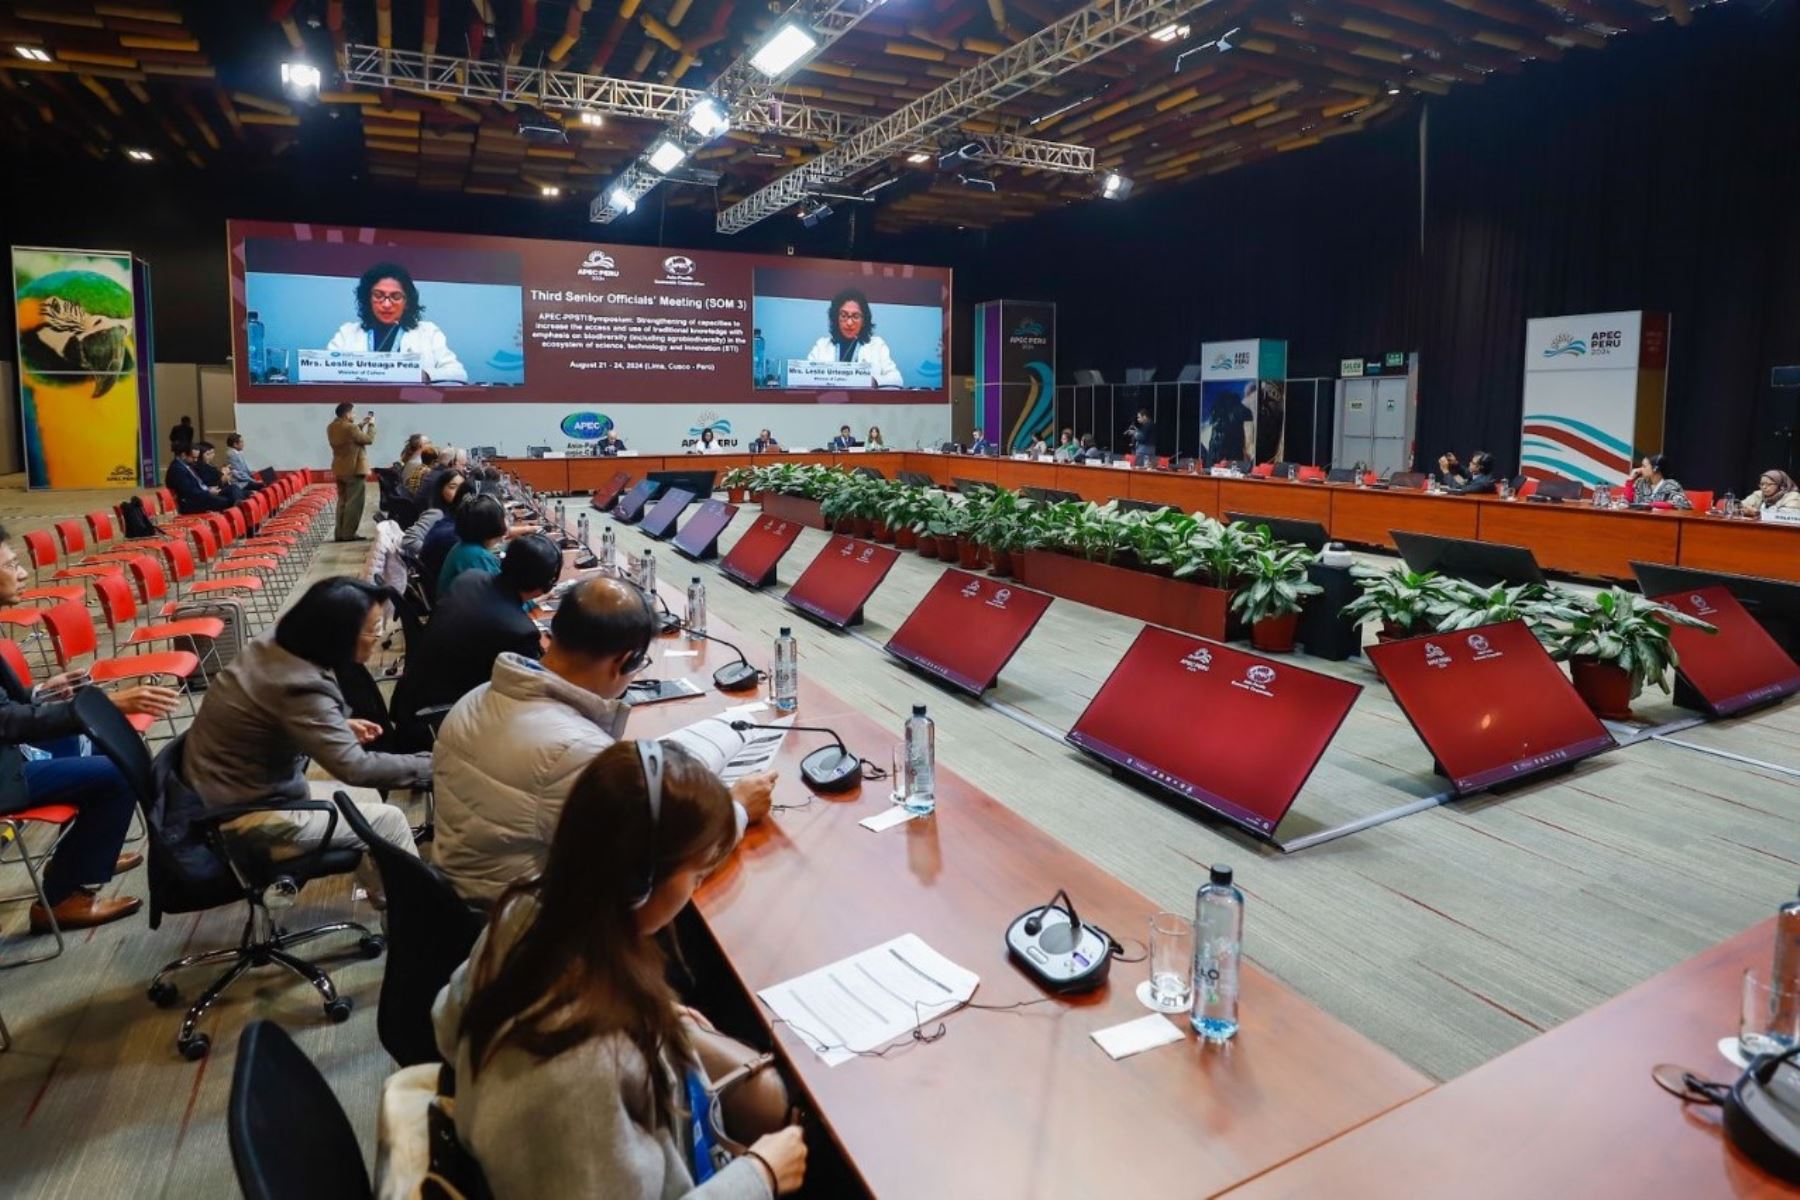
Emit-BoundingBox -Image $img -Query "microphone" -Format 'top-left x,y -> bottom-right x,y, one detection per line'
729,719 -> 863,792
681,626 -> 761,692
1022,887 -> 1085,953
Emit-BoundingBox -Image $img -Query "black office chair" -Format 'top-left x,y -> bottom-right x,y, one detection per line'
89,696 -> 384,1060
332,792 -> 485,1066
229,1019 -> 374,1200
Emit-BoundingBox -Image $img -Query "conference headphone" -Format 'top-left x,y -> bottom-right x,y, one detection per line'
628,739 -> 666,909
618,580 -> 657,676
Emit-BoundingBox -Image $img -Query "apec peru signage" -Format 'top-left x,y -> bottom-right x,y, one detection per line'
1525,310 -> 1644,373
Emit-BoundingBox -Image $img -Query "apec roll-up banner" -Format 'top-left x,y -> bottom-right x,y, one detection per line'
1199,339 -> 1288,464
12,245 -> 150,489
1520,310 -> 1668,488
973,299 -> 1056,453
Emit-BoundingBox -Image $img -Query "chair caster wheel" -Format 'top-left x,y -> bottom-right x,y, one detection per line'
178,1033 -> 211,1061
325,997 -> 353,1023
149,981 -> 179,1008
359,935 -> 386,959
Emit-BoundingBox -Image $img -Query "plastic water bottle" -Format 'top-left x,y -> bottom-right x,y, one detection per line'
686,576 -> 707,640
246,310 -> 266,381
600,523 -> 615,570
1724,491 -> 1740,518
1773,886 -> 1800,1041
772,626 -> 798,713
578,510 -> 589,547
753,328 -> 766,387
641,548 -> 657,597
1425,473 -> 1438,494
1286,463 -> 1298,481
555,499 -> 566,531
1191,864 -> 1244,1042
903,704 -> 936,815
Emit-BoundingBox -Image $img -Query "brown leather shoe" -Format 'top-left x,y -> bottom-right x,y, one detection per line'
113,851 -> 143,874
29,891 -> 143,933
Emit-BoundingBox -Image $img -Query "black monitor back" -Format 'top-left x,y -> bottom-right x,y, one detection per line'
1022,486 -> 1081,504
1393,530 -> 1546,588
952,477 -> 997,496
1631,560 -> 1800,664
1113,497 -> 1170,514
1532,476 -> 1584,502
1226,511 -> 1330,552
1386,470 -> 1426,490
853,466 -> 885,480
1326,467 -> 1357,484
897,471 -> 935,487
647,469 -> 716,497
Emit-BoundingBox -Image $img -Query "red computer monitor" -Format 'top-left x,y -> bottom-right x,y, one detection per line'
885,569 -> 1053,695
1366,619 -> 1615,794
672,499 -> 738,561
1066,626 -> 1362,838
640,487 -> 696,540
720,514 -> 804,589
1653,585 -> 1800,716
591,471 -> 632,510
784,535 -> 900,628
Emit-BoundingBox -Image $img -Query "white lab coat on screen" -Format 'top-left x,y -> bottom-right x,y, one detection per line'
806,335 -> 904,388
327,320 -> 468,383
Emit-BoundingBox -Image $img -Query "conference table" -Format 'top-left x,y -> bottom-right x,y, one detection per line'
1218,919 -> 1794,1198
500,451 -> 1800,583
559,535 -> 1432,1198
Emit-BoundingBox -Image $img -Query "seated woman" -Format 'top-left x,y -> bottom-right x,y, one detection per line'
407,466 -> 469,572
1742,469 -> 1800,515
434,740 -> 807,1199
865,425 -> 885,449
1628,453 -> 1692,509
1053,429 -> 1078,462
181,577 -> 431,905
437,494 -> 508,598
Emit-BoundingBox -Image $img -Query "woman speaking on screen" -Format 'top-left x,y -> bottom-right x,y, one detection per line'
806,288 -> 903,388
327,261 -> 468,383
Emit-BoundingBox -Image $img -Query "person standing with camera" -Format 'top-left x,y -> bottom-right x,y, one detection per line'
328,402 -> 377,542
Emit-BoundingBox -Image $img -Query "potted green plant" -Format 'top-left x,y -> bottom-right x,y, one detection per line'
1230,540 -> 1323,653
928,496 -> 975,565
1429,580 -> 1584,644
969,488 -> 1040,577
1340,566 -> 1457,641
880,485 -> 928,551
867,480 -> 898,542
1550,587 -> 1715,719
719,466 -> 755,505
914,491 -> 959,558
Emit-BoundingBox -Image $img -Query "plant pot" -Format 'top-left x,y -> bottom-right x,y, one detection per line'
958,539 -> 987,569
990,549 -> 1015,577
748,491 -> 765,505
1016,549 -> 1231,640
728,487 -> 747,505
1250,612 -> 1301,653
852,516 -> 873,538
1376,620 -> 1410,643
872,519 -> 893,543
894,527 -> 918,550
942,534 -> 967,564
916,534 -> 938,558
1569,655 -> 1634,720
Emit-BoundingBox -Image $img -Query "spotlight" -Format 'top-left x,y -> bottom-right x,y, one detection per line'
798,200 -> 833,228
280,60 -> 322,98
1151,23 -> 1190,42
906,151 -> 931,164
578,110 -> 605,127
687,96 -> 730,138
14,45 -> 50,62
125,148 -> 154,162
750,22 -> 818,77
646,139 -> 688,174
609,183 -> 637,213
1101,172 -> 1133,200
956,172 -> 996,192
1386,85 -> 1401,95
541,185 -> 561,197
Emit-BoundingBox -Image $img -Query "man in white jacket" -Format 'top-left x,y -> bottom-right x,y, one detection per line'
432,576 -> 775,905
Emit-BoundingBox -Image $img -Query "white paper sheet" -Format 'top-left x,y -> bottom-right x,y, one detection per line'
1091,1014 -> 1185,1060
759,933 -> 979,1066
859,805 -> 922,833
663,714 -> 790,782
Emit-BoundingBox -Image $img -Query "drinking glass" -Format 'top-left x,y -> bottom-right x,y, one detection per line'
1147,912 -> 1194,1011
889,742 -> 906,804
1741,968 -> 1800,1059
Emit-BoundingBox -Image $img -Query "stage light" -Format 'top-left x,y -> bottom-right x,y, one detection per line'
280,60 -> 322,98
687,96 -> 730,138
906,151 -> 931,164
862,172 -> 900,196
1386,85 -> 1401,95
578,110 -> 605,127
646,139 -> 688,174
541,185 -> 561,197
956,172 -> 996,192
14,45 -> 50,62
1102,172 -> 1133,200
125,148 -> 154,162
1151,23 -> 1190,42
750,22 -> 817,77
798,200 -> 833,228
609,183 -> 637,213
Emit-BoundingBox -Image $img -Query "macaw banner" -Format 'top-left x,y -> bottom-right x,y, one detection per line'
12,246 -> 151,489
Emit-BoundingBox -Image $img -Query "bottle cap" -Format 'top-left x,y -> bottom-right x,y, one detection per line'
779,626 -> 791,637
1209,864 -> 1233,886
912,704 -> 927,716
692,576 -> 700,584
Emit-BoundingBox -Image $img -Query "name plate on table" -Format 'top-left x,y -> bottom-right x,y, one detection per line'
296,349 -> 423,383
785,358 -> 872,388
1762,507 -> 1800,525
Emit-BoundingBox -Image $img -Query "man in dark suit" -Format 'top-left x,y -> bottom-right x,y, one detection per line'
165,443 -> 232,513
967,429 -> 992,455
391,533 -> 563,746
827,424 -> 859,452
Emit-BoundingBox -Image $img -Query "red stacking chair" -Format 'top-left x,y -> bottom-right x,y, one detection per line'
38,601 -> 200,737
1250,463 -> 1275,478
21,528 -> 58,584
1517,479 -> 1539,499
0,799 -> 77,963
1297,465 -> 1327,483
1686,490 -> 1714,512
52,519 -> 86,558
90,574 -> 226,674
84,510 -> 116,548
157,487 -> 177,514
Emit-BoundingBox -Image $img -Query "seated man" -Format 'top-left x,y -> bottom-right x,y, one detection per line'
967,428 -> 992,455
827,424 -> 858,452
223,433 -> 266,493
165,442 -> 233,513
749,428 -> 779,454
0,526 -> 181,930
392,533 -> 562,744
193,441 -> 249,505
1441,450 -> 1500,495
432,576 -> 775,906
597,430 -> 627,456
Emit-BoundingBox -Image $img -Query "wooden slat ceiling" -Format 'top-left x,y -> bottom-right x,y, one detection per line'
0,0 -> 1713,234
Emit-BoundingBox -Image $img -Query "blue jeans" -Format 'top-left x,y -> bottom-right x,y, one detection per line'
12,756 -> 136,905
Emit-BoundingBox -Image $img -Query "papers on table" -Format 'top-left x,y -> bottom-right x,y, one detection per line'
758,934 -> 979,1066
1091,1014 -> 1185,1060
663,714 -> 790,782
859,805 -> 923,833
